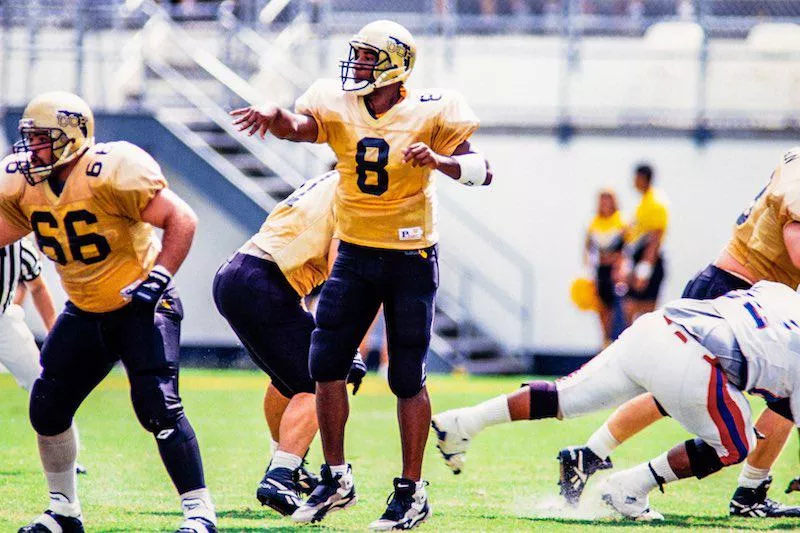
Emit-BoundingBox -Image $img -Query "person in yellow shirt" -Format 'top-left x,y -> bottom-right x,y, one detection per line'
618,164 -> 668,325
0,92 -> 216,533
230,19 -> 491,529
213,171 -> 367,516
556,147 -> 800,518
584,189 -> 626,346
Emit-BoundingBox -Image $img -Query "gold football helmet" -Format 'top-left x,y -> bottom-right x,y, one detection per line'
340,20 -> 416,96
13,91 -> 95,185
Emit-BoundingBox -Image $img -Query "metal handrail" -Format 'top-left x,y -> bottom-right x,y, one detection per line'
128,0 -> 536,349
143,34 -> 308,191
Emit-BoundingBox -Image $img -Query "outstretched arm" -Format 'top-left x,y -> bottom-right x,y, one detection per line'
230,104 -> 319,143
402,140 -> 492,186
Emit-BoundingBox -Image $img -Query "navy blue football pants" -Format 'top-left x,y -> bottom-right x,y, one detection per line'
29,289 -> 206,493
310,242 -> 438,399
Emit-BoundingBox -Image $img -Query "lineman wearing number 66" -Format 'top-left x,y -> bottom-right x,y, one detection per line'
0,92 -> 217,533
231,19 -> 491,530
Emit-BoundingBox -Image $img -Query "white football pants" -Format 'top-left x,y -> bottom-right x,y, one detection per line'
556,310 -> 756,465
0,304 -> 41,391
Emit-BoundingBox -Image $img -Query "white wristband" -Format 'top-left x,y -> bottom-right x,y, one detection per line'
634,261 -> 653,280
152,264 -> 173,279
453,152 -> 488,186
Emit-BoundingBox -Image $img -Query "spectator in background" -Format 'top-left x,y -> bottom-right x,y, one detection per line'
584,189 -> 626,347
617,163 -> 669,325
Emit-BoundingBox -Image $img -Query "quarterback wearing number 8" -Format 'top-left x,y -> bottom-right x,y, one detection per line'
0,92 -> 216,533
231,19 -> 491,530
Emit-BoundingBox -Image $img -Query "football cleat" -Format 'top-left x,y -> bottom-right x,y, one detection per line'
431,411 -> 471,475
291,464 -> 357,524
175,517 -> 216,533
730,476 -> 800,517
18,510 -> 84,533
599,474 -> 664,521
368,478 -> 431,531
557,446 -> 613,506
295,462 -> 322,496
75,463 -> 87,475
257,467 -> 303,516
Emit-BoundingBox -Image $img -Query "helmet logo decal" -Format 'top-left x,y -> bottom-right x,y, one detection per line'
387,36 -> 413,68
56,110 -> 88,137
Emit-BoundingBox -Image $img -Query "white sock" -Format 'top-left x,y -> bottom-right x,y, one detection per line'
458,395 -> 511,438
180,487 -> 216,524
620,462 -> 661,496
269,450 -> 302,472
39,426 -> 80,516
329,464 -> 350,477
586,423 -> 620,460
738,462 -> 770,489
269,439 -> 279,456
648,452 -> 679,491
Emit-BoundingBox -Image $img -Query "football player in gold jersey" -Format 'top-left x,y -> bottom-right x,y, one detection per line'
0,92 -> 217,533
555,148 -> 800,518
213,171 -> 366,516
231,19 -> 491,529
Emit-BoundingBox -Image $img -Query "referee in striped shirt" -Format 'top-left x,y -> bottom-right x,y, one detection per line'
1,237 -> 87,474
0,237 -> 56,391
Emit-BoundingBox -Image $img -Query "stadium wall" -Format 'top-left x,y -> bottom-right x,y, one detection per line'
438,132 -> 791,354
2,112 -> 794,359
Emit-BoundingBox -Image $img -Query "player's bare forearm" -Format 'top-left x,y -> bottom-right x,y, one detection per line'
784,221 -> 800,269
230,105 -> 318,143
27,276 -> 57,332
141,189 -> 197,275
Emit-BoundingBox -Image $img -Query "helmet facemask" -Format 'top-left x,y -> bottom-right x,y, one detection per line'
13,124 -> 75,185
340,43 -> 396,96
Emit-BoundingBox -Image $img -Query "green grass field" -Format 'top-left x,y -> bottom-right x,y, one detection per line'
2,369 -> 800,532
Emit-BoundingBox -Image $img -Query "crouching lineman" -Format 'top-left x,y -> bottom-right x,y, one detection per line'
555,147 -> 800,516
433,280 -> 800,520
213,170 -> 366,517
1,92 -> 216,533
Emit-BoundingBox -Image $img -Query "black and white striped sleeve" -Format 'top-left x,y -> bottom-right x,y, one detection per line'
19,237 -> 42,282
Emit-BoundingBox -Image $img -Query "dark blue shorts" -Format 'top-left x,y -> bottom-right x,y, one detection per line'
309,242 -> 438,398
596,264 -> 615,307
626,255 -> 665,301
213,252 -> 315,397
31,288 -> 184,435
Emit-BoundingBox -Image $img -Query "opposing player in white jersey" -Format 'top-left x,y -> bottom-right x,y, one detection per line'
433,281 -> 800,520
555,147 -> 800,517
